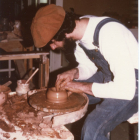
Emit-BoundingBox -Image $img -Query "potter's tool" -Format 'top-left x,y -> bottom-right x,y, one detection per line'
3,81 -> 12,87
25,68 -> 39,84
16,68 -> 39,96
16,80 -> 30,96
28,87 -> 88,114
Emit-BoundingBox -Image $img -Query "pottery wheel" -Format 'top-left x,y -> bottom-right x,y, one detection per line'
28,90 -> 88,114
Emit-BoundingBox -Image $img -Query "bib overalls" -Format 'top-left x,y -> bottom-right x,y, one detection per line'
77,18 -> 138,140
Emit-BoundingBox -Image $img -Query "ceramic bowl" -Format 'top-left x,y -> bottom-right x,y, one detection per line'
0,85 -> 11,106
46,87 -> 68,103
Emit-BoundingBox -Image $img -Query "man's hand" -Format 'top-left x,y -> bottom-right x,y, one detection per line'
61,81 -> 93,96
55,68 -> 79,91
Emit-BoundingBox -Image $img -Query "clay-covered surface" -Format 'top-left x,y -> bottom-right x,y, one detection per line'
29,90 -> 87,114
0,85 -> 11,93
0,94 -> 74,140
0,85 -> 11,106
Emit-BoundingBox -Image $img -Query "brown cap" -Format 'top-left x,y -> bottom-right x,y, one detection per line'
31,4 -> 65,48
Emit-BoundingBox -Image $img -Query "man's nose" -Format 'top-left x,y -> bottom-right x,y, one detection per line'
50,44 -> 56,50
65,33 -> 68,38
65,33 -> 69,39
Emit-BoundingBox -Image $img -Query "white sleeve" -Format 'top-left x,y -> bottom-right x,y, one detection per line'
74,43 -> 98,80
92,23 -> 136,100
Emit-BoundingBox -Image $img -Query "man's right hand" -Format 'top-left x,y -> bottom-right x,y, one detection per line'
55,68 -> 79,91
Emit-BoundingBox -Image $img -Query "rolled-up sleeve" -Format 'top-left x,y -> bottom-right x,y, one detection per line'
74,43 -> 98,80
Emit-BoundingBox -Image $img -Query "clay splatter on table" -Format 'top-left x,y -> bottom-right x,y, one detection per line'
0,94 -> 73,140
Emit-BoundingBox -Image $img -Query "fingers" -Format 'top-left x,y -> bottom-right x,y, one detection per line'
56,78 -> 71,91
55,69 -> 77,91
55,73 -> 73,91
67,91 -> 73,96
60,77 -> 71,88
55,75 -> 68,91
56,84 -> 60,91
55,75 -> 61,91
64,82 -> 83,94
56,74 -> 64,90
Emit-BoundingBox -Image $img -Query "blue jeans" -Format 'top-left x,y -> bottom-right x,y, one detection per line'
78,71 -> 138,140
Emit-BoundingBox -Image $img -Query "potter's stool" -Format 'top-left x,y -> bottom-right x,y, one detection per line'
107,112 -> 138,140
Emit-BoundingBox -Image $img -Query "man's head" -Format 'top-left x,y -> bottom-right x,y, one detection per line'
48,11 -> 80,51
31,4 -> 79,49
52,12 -> 79,42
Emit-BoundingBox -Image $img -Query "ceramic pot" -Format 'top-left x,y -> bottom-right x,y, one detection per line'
46,87 -> 68,103
0,85 -> 11,106
16,80 -> 30,96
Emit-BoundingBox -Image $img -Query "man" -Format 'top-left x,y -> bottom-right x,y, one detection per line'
31,4 -> 138,140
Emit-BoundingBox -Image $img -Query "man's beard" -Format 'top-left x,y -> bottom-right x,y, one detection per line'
58,38 -> 78,66
56,38 -> 76,53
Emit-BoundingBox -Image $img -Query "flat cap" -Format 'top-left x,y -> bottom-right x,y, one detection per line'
31,4 -> 65,48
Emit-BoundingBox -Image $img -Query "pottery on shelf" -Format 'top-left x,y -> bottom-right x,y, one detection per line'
46,87 -> 68,103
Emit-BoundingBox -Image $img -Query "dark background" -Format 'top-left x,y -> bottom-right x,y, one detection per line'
0,0 -> 138,27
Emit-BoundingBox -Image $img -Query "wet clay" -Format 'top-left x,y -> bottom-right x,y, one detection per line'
0,119 -> 15,132
46,87 -> 68,103
0,94 -> 73,139
0,85 -> 11,106
29,90 -> 87,114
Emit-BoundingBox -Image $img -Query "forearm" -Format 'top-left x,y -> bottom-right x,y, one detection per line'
81,82 -> 93,95
64,81 -> 93,96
